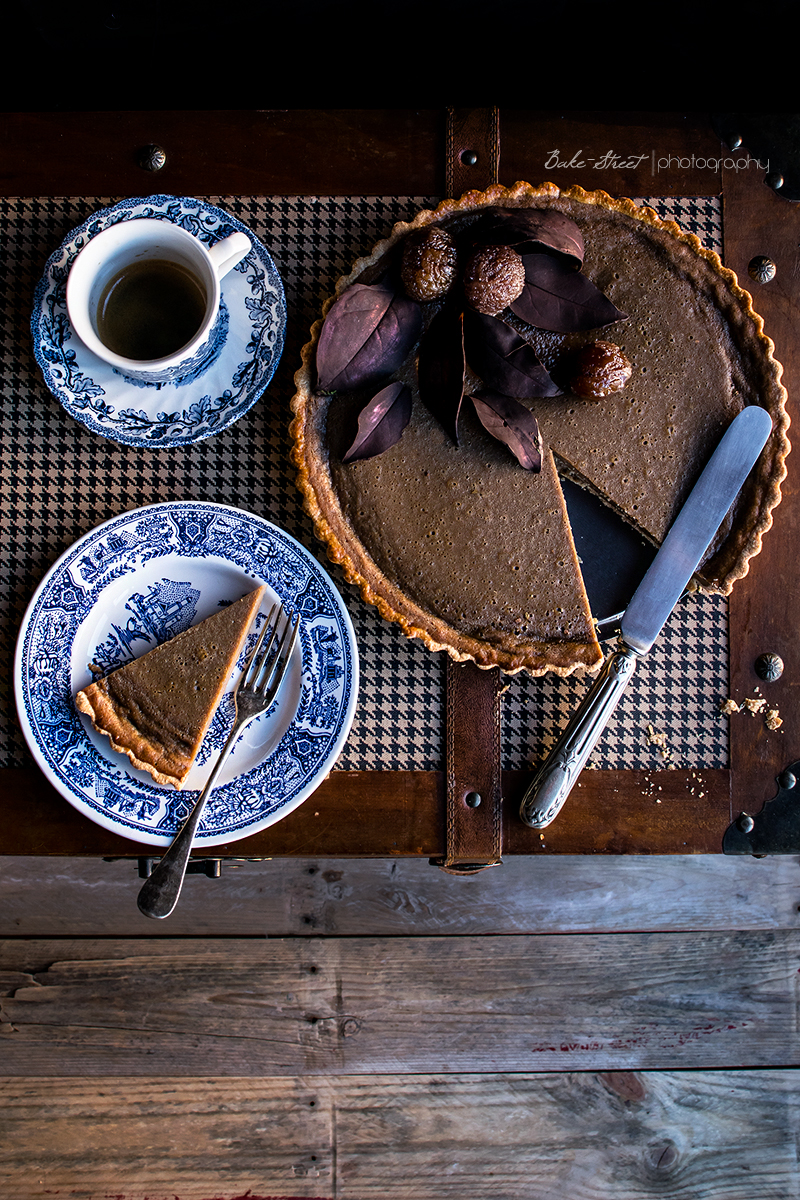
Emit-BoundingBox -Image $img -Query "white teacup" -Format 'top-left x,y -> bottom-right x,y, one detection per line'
66,218 -> 251,384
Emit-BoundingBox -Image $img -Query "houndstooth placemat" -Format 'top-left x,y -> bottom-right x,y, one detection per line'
0,194 -> 729,776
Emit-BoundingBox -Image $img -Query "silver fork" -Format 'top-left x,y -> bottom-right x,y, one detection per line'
137,602 -> 301,920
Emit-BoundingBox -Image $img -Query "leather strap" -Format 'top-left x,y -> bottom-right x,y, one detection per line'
432,108 -> 504,874
445,107 -> 501,198
432,660 -> 504,873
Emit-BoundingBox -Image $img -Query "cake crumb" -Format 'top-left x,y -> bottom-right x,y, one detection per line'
720,691 -> 782,731
765,708 -> 783,731
645,723 -> 671,761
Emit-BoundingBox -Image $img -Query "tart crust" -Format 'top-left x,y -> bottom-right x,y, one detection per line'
290,182 -> 789,676
75,585 -> 266,787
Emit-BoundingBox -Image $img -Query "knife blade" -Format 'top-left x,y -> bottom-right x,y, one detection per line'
519,405 -> 773,830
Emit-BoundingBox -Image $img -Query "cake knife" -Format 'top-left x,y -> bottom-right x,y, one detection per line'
519,404 -> 773,830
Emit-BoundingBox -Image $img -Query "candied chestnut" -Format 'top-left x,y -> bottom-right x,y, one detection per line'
463,244 -> 525,315
401,227 -> 458,302
569,341 -> 632,398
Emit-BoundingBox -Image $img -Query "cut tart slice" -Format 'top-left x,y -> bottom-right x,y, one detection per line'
75,584 -> 266,787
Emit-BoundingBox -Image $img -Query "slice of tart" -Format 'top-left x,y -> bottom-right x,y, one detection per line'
75,584 -> 266,788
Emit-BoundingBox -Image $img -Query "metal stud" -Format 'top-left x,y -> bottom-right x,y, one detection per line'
137,143 -> 167,172
460,149 -> 478,166
748,256 -> 777,284
737,813 -> 755,833
778,769 -> 796,791
767,171 -> 785,192
755,651 -> 784,680
464,791 -> 482,807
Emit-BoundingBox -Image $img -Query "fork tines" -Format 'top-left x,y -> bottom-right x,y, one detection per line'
243,603 -> 300,696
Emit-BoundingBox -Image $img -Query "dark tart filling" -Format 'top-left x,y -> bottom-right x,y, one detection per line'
75,586 -> 265,786
291,183 -> 788,676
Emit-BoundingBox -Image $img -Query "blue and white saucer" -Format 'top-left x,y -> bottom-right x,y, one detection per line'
31,195 -> 286,447
14,502 -> 359,847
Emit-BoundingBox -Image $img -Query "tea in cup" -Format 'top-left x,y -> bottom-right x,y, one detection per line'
66,218 -> 251,383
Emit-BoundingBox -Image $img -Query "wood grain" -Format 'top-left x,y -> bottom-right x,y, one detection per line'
2,853 -> 798,938
0,767 -> 732,857
0,110 -> 723,202
2,933 -> 797,1074
722,163 -> 800,827
0,1076 -> 332,1200
0,110 -> 443,199
1,1071 -> 798,1199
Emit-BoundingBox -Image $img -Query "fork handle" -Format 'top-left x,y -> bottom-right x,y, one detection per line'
136,718 -> 244,920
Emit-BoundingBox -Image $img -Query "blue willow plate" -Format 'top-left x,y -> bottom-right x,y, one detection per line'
31,195 -> 286,447
14,502 -> 359,847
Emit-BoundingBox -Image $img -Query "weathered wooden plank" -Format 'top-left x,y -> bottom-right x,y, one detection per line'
0,1071 -> 798,1200
2,933 -> 797,1074
0,1076 -> 332,1200
2,853 -> 799,938
332,1071 -> 800,1199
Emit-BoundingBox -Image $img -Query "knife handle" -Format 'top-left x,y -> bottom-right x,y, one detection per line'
519,646 -> 638,829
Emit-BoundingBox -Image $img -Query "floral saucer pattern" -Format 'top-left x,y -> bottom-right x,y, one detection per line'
14,502 -> 358,846
31,195 -> 286,447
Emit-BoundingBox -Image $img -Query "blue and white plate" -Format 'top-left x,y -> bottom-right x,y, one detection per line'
31,195 -> 286,447
14,502 -> 359,847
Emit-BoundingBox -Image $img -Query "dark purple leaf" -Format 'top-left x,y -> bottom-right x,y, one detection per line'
473,207 -> 584,267
342,382 -> 412,462
317,284 -> 391,388
464,310 -> 561,399
417,304 -> 466,443
470,391 -> 542,471
510,253 -> 627,332
317,283 -> 422,392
